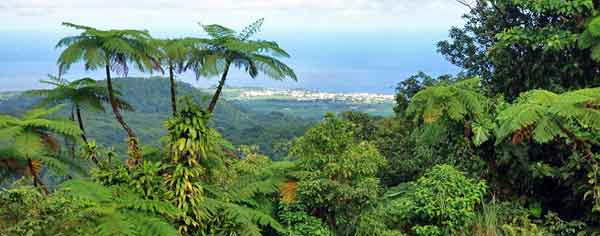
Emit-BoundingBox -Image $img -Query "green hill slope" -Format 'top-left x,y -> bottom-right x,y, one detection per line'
0,77 -> 313,158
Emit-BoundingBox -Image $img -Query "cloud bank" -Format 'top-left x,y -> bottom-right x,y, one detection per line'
0,0 -> 467,32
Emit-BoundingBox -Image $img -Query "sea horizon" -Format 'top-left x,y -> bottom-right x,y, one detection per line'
0,30 -> 459,94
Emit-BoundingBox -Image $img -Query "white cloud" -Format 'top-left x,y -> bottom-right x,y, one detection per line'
0,0 -> 467,32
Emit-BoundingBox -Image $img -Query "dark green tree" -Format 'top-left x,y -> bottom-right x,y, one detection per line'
439,0 -> 600,99
289,114 -> 387,236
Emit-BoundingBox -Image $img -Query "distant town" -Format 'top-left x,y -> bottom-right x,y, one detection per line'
220,87 -> 395,104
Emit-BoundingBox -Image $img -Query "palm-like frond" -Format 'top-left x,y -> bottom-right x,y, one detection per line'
189,19 -> 296,81
0,106 -> 82,178
407,77 -> 488,124
200,197 -> 285,236
201,24 -> 236,38
252,54 -> 297,80
57,22 -> 161,76
59,179 -> 178,236
28,75 -> 133,113
153,38 -> 201,72
496,88 -> 600,146
238,18 -> 264,40
197,156 -> 294,235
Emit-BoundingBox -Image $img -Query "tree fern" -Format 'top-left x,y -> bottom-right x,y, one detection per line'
57,22 -> 161,163
496,88 -> 600,157
199,197 -> 285,236
406,77 -> 492,145
191,146 -> 293,236
0,178 -> 177,236
407,77 -> 488,124
61,179 -> 177,236
153,38 -> 201,116
0,105 -> 82,190
27,75 -> 132,148
187,18 -> 297,112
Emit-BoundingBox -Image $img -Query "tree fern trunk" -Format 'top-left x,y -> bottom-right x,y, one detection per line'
76,104 -> 98,165
68,106 -> 76,159
559,125 -> 593,160
27,159 -> 49,194
169,65 -> 177,116
75,103 -> 88,143
105,65 -> 141,162
207,61 -> 231,113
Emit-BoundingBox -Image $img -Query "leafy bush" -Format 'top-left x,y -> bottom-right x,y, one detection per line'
290,114 -> 387,235
543,212 -> 587,236
279,205 -> 331,236
500,216 -> 546,236
397,164 -> 487,235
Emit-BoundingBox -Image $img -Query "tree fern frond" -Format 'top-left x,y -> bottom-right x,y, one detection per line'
131,212 -> 178,236
201,24 -> 236,38
120,195 -> 178,217
252,54 -> 297,81
496,88 -> 600,149
0,126 -> 24,140
407,78 -> 488,125
14,132 -> 45,158
238,18 -> 264,40
60,179 -> 113,202
24,104 -> 65,119
203,197 -> 286,234
62,22 -> 96,31
95,213 -> 137,236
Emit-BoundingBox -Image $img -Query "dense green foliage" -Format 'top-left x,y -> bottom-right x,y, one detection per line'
438,0 -> 600,100
289,114 -> 387,236
400,165 -> 487,235
2,5 -> 600,236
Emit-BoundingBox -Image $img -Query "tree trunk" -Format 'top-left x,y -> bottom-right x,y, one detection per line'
68,106 -> 76,159
559,125 -> 593,160
169,65 -> 177,116
105,65 -> 141,162
27,159 -> 49,194
207,61 -> 231,113
75,103 -> 88,143
76,104 -> 99,165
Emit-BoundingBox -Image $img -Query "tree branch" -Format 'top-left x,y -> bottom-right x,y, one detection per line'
456,0 -> 474,10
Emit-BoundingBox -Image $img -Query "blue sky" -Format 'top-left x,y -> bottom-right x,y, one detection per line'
0,1 -> 469,93
0,0 -> 467,33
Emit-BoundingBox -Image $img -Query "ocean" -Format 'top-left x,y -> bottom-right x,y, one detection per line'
0,30 -> 459,94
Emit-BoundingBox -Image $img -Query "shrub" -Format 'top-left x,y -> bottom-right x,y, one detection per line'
279,205 -> 331,236
399,164 -> 487,235
543,212 -> 587,236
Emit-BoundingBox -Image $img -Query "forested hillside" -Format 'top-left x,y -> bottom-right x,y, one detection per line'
0,77 -> 312,158
2,2 -> 600,236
